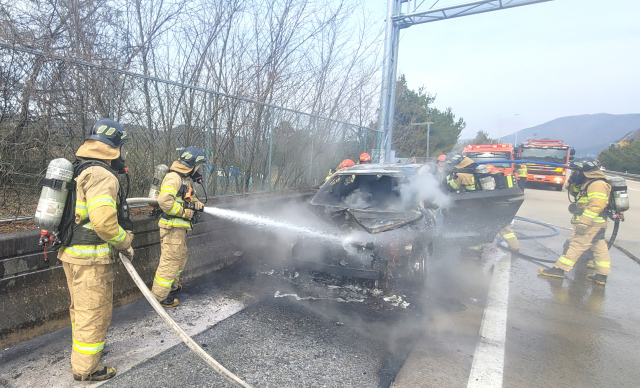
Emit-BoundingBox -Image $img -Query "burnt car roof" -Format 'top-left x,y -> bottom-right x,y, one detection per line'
334,163 -> 429,176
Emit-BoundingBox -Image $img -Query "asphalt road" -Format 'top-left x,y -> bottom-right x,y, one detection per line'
2,183 -> 640,387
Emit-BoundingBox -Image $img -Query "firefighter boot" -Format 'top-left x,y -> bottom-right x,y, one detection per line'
538,267 -> 565,279
73,365 -> 116,381
159,296 -> 179,308
587,273 -> 607,286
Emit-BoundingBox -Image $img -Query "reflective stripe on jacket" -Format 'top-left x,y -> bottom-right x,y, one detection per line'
448,172 -> 476,192
157,171 -> 200,230
573,178 -> 611,227
58,165 -> 133,265
516,165 -> 527,178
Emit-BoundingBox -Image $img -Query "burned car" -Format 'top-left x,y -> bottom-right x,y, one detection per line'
292,162 -> 525,290
292,164 -> 441,289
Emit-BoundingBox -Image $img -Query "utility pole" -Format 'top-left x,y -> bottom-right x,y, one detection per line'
411,122 -> 433,159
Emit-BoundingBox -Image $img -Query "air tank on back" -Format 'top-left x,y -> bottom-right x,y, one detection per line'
35,158 -> 74,231
608,176 -> 629,213
148,164 -> 169,199
475,165 -> 496,191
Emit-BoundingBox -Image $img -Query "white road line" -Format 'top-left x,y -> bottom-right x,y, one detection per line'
628,188 -> 638,192
467,253 -> 512,388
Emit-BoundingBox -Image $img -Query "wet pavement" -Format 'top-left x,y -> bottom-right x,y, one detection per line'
2,185 -> 640,387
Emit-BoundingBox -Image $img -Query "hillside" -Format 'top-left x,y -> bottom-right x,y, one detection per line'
620,127 -> 640,143
499,113 -> 640,156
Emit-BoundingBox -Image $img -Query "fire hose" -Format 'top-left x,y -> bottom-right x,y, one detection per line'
125,198 -> 252,388
497,216 -> 637,268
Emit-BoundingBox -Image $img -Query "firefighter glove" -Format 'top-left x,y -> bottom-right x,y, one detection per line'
184,209 -> 195,220
194,202 -> 204,211
119,246 -> 134,261
575,223 -> 589,236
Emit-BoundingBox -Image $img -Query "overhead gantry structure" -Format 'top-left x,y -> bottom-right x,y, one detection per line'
377,0 -> 555,162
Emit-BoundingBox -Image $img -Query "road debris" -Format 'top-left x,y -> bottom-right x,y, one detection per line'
274,291 -> 363,303
381,295 -> 411,308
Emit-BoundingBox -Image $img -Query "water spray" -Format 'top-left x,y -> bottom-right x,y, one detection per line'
201,207 -> 347,245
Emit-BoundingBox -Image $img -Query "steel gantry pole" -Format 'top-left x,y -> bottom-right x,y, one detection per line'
376,0 -> 554,164
378,0 -> 403,163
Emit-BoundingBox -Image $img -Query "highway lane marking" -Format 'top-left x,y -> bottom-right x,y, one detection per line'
628,188 -> 638,191
467,253 -> 511,388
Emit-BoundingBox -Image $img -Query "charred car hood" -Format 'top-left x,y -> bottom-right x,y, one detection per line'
347,209 -> 423,234
308,204 -> 423,234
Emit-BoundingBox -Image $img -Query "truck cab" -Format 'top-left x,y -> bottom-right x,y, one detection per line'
462,144 -> 515,175
515,139 -> 574,191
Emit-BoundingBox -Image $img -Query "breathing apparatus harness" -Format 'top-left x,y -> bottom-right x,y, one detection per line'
157,168 -> 208,225
39,159 -> 133,261
567,176 -> 625,248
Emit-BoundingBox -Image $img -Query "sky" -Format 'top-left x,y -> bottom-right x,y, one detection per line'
363,0 -> 640,139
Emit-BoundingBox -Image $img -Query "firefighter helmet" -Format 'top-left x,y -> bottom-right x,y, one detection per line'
178,146 -> 208,169
569,157 -> 600,172
87,118 -> 129,148
446,153 -> 464,165
359,153 -> 371,163
339,159 -> 355,169
437,154 -> 446,162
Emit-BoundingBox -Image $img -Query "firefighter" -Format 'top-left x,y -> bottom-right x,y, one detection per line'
152,147 -> 206,307
515,163 -> 527,191
59,119 -> 134,381
538,157 -> 611,285
339,159 -> 355,169
500,225 -> 520,251
324,168 -> 336,183
359,153 -> 371,164
445,153 -> 476,192
436,154 -> 447,172
486,164 -> 520,251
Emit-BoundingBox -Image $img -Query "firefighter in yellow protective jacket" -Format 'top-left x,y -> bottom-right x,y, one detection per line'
152,146 -> 206,307
445,153 -> 476,192
515,163 -> 527,191
539,157 -> 611,285
58,119 -> 134,381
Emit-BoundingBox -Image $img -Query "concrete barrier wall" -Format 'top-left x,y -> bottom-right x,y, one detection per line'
0,190 -> 313,348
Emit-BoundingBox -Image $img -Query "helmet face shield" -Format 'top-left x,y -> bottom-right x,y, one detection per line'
191,164 -> 205,183
119,143 -> 129,161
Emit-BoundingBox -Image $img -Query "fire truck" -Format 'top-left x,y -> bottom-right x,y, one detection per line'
515,139 -> 575,191
462,143 -> 515,175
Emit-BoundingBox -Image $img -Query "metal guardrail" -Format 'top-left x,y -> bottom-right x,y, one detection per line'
604,170 -> 640,181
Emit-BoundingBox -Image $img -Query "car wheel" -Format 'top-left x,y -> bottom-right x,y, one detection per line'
410,242 -> 432,290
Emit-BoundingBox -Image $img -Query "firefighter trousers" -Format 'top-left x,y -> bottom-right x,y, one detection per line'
152,228 -> 188,301
555,225 -> 610,275
500,226 -> 520,251
62,262 -> 114,378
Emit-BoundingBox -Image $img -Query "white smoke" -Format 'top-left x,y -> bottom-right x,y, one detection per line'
397,167 -> 451,210
343,189 -> 371,209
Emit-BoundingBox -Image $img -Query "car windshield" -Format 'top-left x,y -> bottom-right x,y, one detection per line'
314,174 -> 411,211
520,148 -> 568,164
464,152 -> 512,168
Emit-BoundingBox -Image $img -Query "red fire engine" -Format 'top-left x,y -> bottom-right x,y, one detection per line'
515,139 -> 575,191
